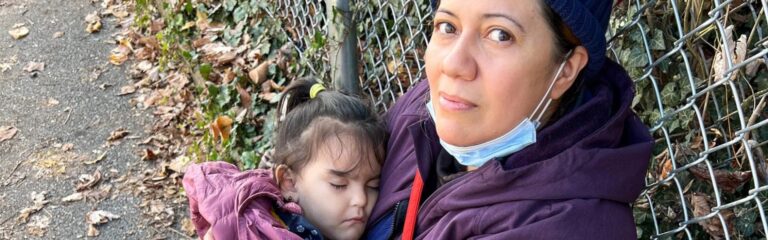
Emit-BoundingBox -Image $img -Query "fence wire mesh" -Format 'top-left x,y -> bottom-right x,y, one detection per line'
274,0 -> 768,239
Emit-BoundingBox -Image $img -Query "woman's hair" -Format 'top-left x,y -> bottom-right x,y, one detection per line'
539,1 -> 586,123
272,78 -> 386,173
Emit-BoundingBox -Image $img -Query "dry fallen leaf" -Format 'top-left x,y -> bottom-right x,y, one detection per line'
62,192 -> 84,202
87,224 -> 100,237
107,128 -> 129,142
26,215 -> 50,237
118,85 -> 136,95
141,148 -> 156,161
210,115 -> 233,143
216,51 -> 237,65
61,143 -> 74,151
688,166 -> 751,193
76,170 -> 102,191
168,72 -> 190,90
0,126 -> 18,142
248,60 -> 272,86
84,151 -> 107,165
109,45 -> 131,65
236,85 -> 252,109
8,24 -> 29,39
0,63 -> 11,73
169,155 -> 191,173
181,218 -> 196,237
691,193 -> 734,238
46,97 -> 60,107
85,11 -> 102,33
731,34 -> 748,80
86,210 -> 120,225
659,157 -> 673,180
23,61 -> 45,72
17,191 -> 49,223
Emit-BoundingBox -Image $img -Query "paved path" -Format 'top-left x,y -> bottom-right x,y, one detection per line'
0,0 -> 187,239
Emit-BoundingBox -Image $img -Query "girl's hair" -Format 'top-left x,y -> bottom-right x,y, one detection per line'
273,78 -> 386,173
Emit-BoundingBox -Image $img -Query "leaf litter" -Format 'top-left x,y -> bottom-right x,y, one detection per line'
8,23 -> 29,39
0,126 -> 18,142
85,210 -> 120,237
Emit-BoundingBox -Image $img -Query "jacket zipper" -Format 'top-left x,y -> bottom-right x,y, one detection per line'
384,201 -> 401,240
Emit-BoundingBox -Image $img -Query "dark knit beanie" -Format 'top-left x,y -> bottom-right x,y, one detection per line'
431,0 -> 614,77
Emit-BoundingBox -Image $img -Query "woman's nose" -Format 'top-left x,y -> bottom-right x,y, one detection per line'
441,35 -> 478,81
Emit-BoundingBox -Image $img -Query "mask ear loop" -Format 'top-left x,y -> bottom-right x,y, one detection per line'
530,49 -> 574,126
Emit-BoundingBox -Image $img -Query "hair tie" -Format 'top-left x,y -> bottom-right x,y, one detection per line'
309,83 -> 326,99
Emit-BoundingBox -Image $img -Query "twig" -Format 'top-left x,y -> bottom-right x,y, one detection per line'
4,156 -> 25,182
1,150 -> 32,190
63,109 -> 72,125
166,226 -> 194,240
0,214 -> 14,226
734,94 -> 766,157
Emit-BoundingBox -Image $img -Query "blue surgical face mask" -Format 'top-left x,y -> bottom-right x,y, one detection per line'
427,51 -> 572,168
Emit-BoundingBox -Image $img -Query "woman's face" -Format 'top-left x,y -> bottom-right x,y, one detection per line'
425,0 -> 563,146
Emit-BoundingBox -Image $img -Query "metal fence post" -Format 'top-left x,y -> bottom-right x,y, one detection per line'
326,0 -> 359,95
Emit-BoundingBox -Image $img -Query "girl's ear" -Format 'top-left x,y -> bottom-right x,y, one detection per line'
275,164 -> 298,202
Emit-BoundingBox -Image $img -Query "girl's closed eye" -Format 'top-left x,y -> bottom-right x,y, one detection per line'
329,182 -> 347,190
367,179 -> 380,190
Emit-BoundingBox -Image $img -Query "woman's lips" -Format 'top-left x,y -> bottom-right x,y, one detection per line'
439,92 -> 477,111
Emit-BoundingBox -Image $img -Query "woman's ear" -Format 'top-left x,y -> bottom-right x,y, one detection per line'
551,46 -> 589,100
275,164 -> 298,202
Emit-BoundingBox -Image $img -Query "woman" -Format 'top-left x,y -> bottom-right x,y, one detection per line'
365,0 -> 653,239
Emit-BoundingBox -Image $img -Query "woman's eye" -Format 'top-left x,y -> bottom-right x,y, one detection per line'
330,183 -> 347,190
488,29 -> 512,42
436,22 -> 456,34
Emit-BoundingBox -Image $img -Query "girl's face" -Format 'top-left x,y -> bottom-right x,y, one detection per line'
288,135 -> 380,240
425,0 -> 579,146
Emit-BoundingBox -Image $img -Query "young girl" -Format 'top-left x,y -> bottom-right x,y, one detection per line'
183,79 -> 386,240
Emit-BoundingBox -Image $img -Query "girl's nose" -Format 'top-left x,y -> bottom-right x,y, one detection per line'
350,187 -> 367,208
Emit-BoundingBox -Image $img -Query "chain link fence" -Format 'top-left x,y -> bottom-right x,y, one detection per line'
272,0 -> 768,239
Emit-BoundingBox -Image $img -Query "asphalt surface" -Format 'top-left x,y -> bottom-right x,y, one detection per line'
0,0 -> 186,239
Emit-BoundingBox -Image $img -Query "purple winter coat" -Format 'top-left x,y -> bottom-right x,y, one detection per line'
369,59 -> 654,239
183,162 -> 303,240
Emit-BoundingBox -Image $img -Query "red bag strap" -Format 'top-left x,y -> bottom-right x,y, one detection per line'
402,169 -> 424,240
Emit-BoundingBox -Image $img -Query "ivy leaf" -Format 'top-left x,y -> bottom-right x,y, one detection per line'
311,31 -> 326,50
241,151 -> 260,170
224,0 -> 237,12
661,82 -> 679,107
199,63 -> 212,80
216,85 -> 233,108
233,6 -> 248,23
628,47 -> 649,68
650,29 -> 665,50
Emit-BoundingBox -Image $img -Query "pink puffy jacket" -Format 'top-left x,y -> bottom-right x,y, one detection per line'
183,162 -> 303,240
